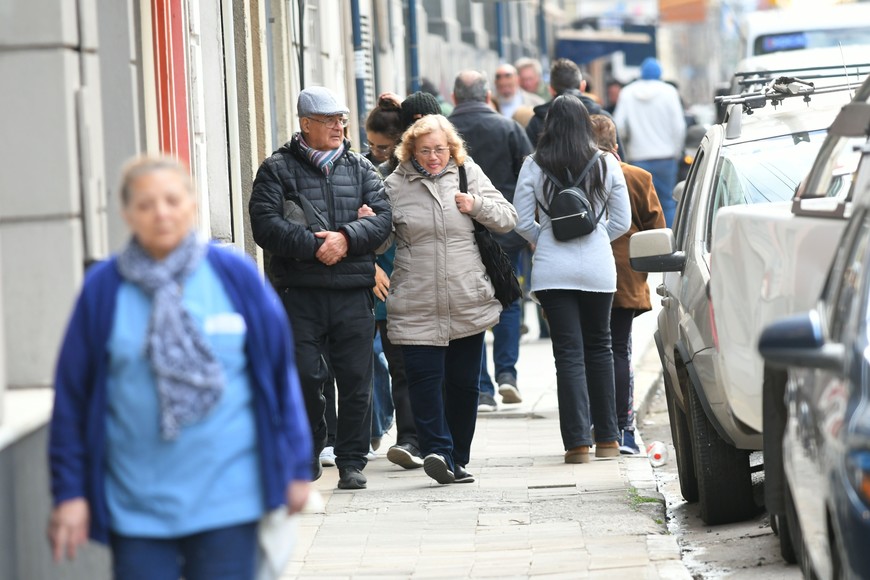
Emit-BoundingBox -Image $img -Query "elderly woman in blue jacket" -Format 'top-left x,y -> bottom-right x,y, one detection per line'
47,156 -> 312,580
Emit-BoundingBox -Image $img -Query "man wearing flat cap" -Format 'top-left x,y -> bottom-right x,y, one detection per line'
250,86 -> 392,491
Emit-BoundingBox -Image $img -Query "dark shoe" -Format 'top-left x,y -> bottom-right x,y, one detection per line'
387,443 -> 424,469
337,467 -> 367,490
371,437 -> 382,451
498,383 -> 522,404
312,456 -> 323,481
423,454 -> 455,484
453,465 -> 475,484
619,429 -> 640,455
478,393 -> 497,412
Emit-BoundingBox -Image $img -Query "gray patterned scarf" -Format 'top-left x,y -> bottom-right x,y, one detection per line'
116,232 -> 224,440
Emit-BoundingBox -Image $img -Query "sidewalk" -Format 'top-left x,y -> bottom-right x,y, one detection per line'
287,276 -> 689,578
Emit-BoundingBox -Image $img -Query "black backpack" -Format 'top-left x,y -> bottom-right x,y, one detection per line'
535,151 -> 604,241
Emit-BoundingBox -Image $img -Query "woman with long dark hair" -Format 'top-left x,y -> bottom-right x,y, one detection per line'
513,94 -> 631,464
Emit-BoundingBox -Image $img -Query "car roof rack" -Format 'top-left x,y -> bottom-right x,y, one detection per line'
732,62 -> 870,90
716,75 -> 865,139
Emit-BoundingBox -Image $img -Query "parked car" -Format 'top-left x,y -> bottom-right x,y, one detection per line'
629,69 -> 859,525
710,72 -> 870,561
759,118 -> 870,578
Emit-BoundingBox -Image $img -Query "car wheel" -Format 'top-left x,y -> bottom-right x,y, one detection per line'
686,377 -> 756,524
664,371 -> 698,502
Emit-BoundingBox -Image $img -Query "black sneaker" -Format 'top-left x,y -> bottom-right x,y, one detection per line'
497,375 -> 522,404
478,393 -> 498,412
386,443 -> 424,469
453,465 -> 475,484
423,454 -> 455,484
337,467 -> 367,490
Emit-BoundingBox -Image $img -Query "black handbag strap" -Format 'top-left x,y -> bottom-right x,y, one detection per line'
458,165 -> 486,234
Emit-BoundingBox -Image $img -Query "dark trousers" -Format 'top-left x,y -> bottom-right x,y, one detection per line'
401,332 -> 484,471
110,522 -> 257,580
537,289 -> 618,449
610,308 -> 636,431
281,287 -> 374,471
377,320 -> 418,448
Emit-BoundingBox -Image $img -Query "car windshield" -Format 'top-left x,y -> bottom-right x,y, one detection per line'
711,130 -> 827,219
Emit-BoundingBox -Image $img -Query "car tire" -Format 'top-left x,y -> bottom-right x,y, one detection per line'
686,378 -> 756,525
762,367 -> 796,563
664,371 -> 698,502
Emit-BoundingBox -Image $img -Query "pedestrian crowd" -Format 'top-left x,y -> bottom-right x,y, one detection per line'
47,55 -> 681,579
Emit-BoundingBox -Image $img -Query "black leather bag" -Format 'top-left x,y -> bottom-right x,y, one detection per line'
459,166 -> 522,309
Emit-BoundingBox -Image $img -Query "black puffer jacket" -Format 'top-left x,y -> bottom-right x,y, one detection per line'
249,136 -> 392,289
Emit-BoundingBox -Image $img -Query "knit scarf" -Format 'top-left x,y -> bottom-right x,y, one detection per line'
411,157 -> 450,179
297,133 -> 345,176
116,232 -> 224,440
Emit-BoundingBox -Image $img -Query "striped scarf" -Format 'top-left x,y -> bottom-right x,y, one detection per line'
297,133 -> 345,175
411,157 -> 450,179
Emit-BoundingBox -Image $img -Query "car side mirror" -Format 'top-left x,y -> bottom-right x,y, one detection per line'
672,180 -> 686,203
629,229 -> 686,273
758,311 -> 845,371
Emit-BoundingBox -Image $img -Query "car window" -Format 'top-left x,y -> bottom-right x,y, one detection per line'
824,208 -> 870,341
706,129 -> 828,244
797,134 -> 864,201
674,147 -> 707,250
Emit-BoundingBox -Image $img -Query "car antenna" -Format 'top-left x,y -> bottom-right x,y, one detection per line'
838,42 -> 855,99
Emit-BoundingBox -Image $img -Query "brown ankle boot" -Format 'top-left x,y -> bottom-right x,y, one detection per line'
595,441 -> 620,458
565,446 -> 591,464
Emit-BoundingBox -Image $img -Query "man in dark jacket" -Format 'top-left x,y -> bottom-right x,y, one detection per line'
249,86 -> 392,491
526,58 -> 618,150
449,70 -> 532,412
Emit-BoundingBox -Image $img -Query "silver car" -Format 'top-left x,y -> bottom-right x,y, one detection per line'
630,72 -> 856,525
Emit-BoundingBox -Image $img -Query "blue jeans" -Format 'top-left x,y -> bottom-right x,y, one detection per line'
478,248 -> 523,394
634,158 -> 679,228
402,332 -> 484,471
110,521 -> 258,580
537,289 -> 618,449
371,330 -> 394,439
610,308 -> 636,431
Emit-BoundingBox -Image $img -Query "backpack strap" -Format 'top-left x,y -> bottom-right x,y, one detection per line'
532,151 -> 603,217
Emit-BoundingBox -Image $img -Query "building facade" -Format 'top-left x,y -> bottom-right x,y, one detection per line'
0,1 -> 554,576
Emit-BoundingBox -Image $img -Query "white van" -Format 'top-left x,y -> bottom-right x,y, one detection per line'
742,3 -> 870,60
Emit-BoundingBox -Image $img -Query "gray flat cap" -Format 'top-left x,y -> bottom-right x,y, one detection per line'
297,86 -> 350,117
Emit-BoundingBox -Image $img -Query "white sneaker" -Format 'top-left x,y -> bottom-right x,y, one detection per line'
319,446 -> 336,467
367,445 -> 377,460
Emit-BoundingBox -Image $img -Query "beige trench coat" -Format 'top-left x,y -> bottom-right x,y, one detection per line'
383,159 -> 518,346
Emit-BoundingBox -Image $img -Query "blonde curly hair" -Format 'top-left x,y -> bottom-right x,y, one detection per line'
395,114 -> 467,166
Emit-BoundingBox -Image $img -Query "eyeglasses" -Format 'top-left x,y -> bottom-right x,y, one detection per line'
365,142 -> 394,154
417,147 -> 450,157
307,116 -> 349,129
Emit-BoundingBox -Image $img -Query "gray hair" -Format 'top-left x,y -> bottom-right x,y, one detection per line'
119,155 -> 194,206
515,57 -> 542,76
453,71 -> 489,104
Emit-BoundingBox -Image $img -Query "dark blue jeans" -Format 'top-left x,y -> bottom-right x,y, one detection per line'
478,248 -> 523,393
634,158 -> 678,228
371,330 -> 394,439
537,289 -> 618,449
610,308 -> 636,431
402,332 -> 484,471
110,521 -> 258,580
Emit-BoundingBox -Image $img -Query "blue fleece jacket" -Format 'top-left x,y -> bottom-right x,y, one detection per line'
49,244 -> 312,543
